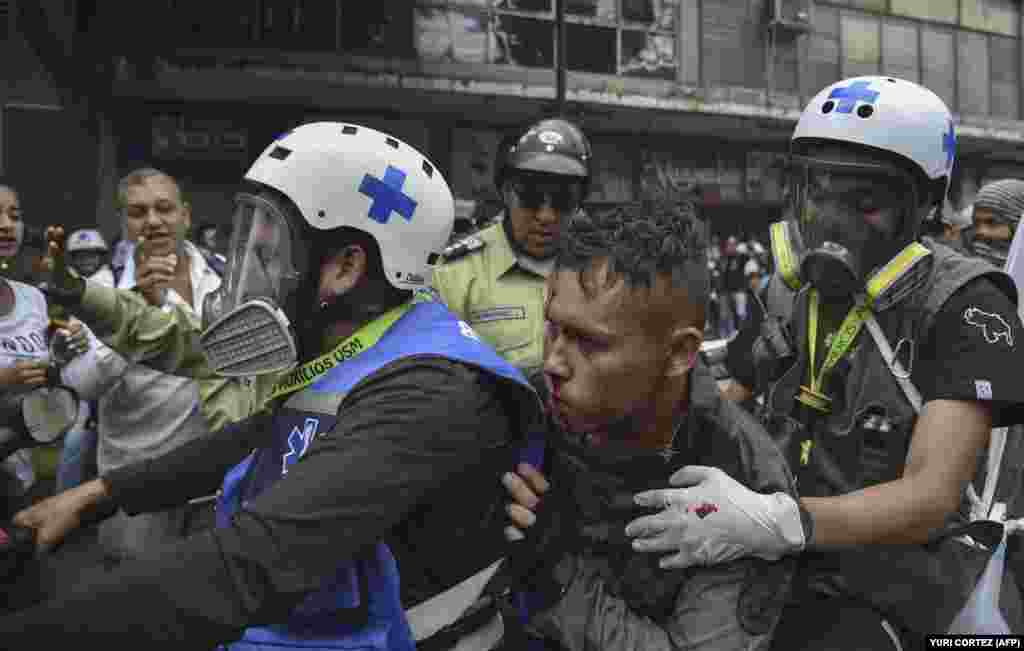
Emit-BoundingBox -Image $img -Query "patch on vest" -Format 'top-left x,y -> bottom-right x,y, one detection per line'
963,307 -> 1014,347
469,306 -> 527,323
283,417 -> 320,475
975,380 -> 993,401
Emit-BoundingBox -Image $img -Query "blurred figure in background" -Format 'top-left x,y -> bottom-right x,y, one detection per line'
968,178 -> 1024,266
66,229 -> 114,287
193,222 -> 226,276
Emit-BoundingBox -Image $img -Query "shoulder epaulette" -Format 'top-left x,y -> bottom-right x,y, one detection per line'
441,235 -> 487,263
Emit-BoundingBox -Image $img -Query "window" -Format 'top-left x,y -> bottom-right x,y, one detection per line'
958,30 -> 990,116
921,26 -> 956,111
566,23 -> 617,73
807,5 -> 841,97
841,12 -> 880,76
166,0 -> 259,48
962,0 -> 1018,36
881,20 -> 919,83
829,0 -> 888,11
257,0 -> 338,50
412,1 -> 679,77
702,0 -> 750,87
341,2 -> 414,57
563,0 -> 680,78
498,14 -> 556,66
415,7 -> 496,63
890,0 -> 957,24
989,34 -> 1018,119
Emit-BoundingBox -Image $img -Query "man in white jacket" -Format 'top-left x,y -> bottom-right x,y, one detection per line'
91,168 -> 222,563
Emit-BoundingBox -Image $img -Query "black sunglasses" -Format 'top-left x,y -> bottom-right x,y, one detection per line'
508,180 -> 583,213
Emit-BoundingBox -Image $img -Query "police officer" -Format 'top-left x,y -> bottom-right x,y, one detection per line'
2,123 -> 541,650
509,77 -> 1024,648
433,117 -> 591,372
968,178 -> 1024,265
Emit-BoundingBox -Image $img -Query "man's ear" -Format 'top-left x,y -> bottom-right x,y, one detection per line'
328,244 -> 369,294
665,325 -> 705,379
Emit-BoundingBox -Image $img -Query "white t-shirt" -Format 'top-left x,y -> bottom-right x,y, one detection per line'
0,280 -> 50,410
0,280 -> 49,490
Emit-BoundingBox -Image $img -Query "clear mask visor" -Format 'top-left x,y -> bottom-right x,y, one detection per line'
205,194 -> 301,328
199,193 -> 303,377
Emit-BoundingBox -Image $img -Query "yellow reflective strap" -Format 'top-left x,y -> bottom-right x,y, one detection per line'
865,242 -> 930,301
800,439 -> 813,466
807,289 -> 819,387
802,290 -> 870,413
865,242 -> 931,309
267,300 -> 416,401
770,221 -> 802,291
819,302 -> 870,382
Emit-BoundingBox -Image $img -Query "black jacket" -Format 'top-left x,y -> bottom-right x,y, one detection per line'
519,361 -> 797,651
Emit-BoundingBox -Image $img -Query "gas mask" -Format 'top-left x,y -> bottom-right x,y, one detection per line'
200,193 -> 304,377
771,156 -> 932,308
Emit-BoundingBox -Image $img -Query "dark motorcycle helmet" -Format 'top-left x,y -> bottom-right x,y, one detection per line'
494,118 -> 593,196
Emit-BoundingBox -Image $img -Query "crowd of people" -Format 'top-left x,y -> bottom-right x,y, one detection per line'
0,74 -> 1018,650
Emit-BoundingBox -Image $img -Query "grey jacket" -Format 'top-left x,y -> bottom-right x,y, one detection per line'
525,361 -> 797,651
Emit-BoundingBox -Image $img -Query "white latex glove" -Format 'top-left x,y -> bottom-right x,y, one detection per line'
624,465 -> 806,569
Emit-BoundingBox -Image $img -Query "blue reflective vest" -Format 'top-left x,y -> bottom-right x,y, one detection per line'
215,300 -> 535,651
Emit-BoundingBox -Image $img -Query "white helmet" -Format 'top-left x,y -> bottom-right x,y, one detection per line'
792,76 -> 956,202
66,229 -> 109,253
245,122 -> 454,291
774,77 -> 955,302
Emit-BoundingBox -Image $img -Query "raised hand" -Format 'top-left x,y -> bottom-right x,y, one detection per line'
39,226 -> 85,306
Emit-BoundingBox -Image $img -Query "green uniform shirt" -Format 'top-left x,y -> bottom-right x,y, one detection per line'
433,221 -> 549,373
76,281 -> 277,430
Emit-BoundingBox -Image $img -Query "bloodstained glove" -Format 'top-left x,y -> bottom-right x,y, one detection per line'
624,465 -> 808,569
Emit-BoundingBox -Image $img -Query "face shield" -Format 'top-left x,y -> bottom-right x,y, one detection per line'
787,155 -> 920,300
200,193 -> 305,377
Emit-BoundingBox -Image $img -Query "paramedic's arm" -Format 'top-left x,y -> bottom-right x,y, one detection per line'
529,556 -> 778,651
0,358 -> 516,649
15,408 -> 275,550
73,280 -> 214,379
808,277 -> 1024,547
805,399 -> 989,547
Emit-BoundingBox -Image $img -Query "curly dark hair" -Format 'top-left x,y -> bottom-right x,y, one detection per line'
556,200 -> 710,322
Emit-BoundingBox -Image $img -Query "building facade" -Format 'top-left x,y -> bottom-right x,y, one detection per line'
2,0 -> 1024,240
